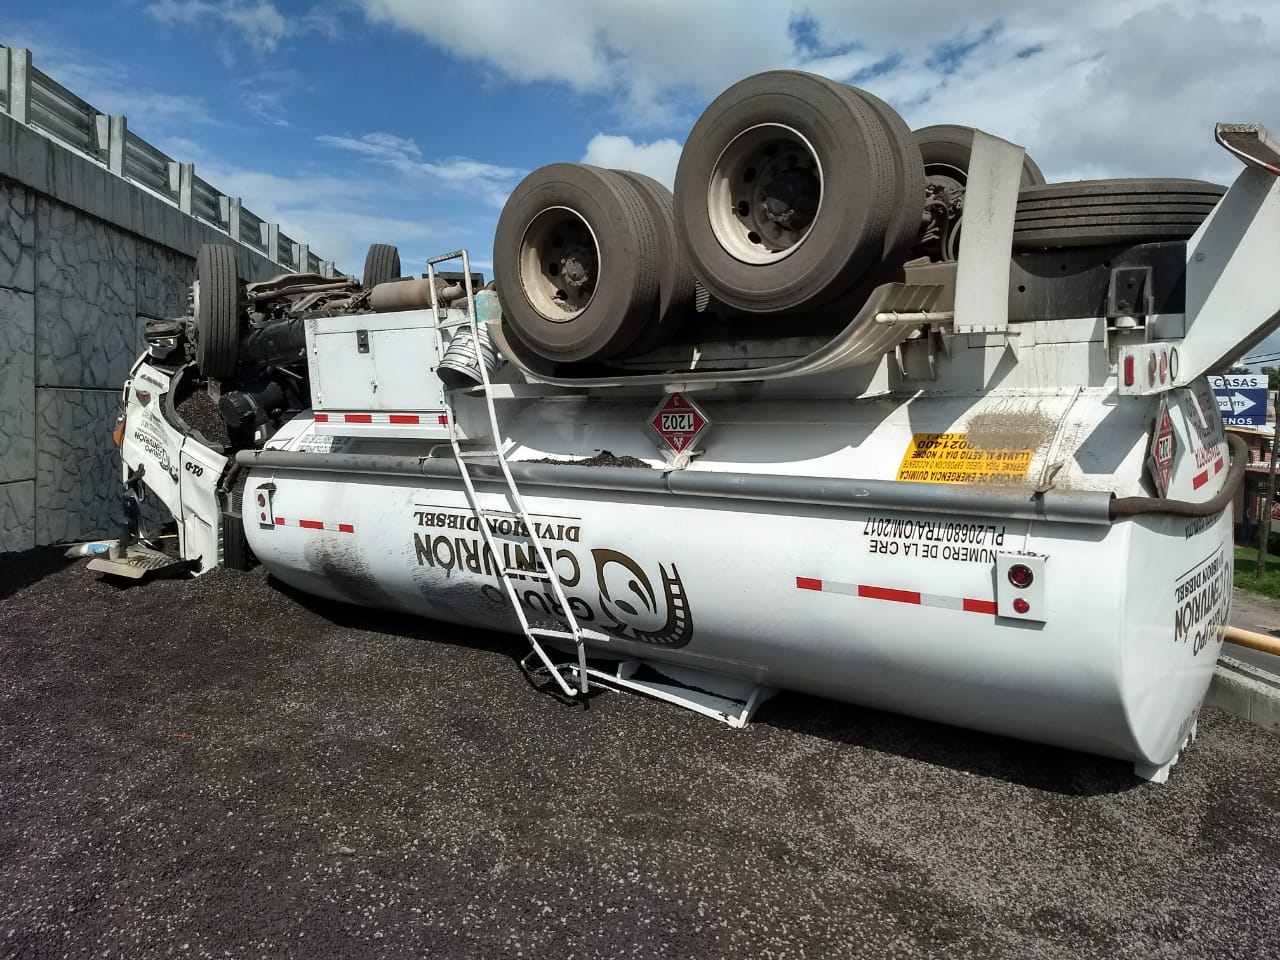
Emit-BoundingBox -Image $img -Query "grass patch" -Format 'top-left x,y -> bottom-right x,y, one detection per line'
1233,545 -> 1280,601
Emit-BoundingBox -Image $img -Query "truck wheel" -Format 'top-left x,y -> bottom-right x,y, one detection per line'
840,86 -> 926,268
673,70 -> 898,314
363,243 -> 401,289
913,124 -> 1047,188
194,244 -> 241,380
494,163 -> 659,363
1013,178 -> 1226,249
611,170 -> 695,354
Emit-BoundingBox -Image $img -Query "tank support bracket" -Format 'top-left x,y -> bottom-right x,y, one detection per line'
525,654 -> 776,728
1133,718 -> 1198,784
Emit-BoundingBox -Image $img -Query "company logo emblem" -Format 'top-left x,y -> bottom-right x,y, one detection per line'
592,549 -> 693,648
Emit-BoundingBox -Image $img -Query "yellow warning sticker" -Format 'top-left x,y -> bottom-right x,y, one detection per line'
896,433 -> 1034,485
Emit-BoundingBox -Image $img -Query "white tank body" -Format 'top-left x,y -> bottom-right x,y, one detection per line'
242,380 -> 1233,771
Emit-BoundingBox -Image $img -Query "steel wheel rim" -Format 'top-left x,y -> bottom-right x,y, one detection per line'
924,160 -> 968,188
518,206 -> 601,322
707,123 -> 825,265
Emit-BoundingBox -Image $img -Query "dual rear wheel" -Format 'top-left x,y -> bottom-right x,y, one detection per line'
495,71 -> 929,363
493,164 -> 697,363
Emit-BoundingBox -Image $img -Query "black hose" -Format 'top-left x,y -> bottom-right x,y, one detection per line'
1110,432 -> 1247,519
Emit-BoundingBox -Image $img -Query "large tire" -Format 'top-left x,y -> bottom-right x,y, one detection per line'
673,70 -> 898,314
840,87 -> 926,267
1013,179 -> 1225,249
494,163 -> 660,363
913,124 -> 1046,187
363,243 -> 401,289
194,244 -> 240,380
611,170 -> 695,354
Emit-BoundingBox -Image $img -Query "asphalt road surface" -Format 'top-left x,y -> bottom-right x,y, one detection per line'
2,548 -> 1278,959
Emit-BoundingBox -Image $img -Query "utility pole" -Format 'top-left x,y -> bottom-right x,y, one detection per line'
1257,392 -> 1280,576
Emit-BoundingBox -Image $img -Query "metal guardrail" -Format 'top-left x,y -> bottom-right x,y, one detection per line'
0,45 -> 335,277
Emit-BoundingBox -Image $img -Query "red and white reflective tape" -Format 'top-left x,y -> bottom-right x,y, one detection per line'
271,517 -> 355,534
796,577 -> 997,616
314,412 -> 449,426
1191,455 -> 1226,490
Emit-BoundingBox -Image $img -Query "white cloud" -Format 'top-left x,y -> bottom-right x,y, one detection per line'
231,68 -> 306,127
318,132 -> 422,168
156,136 -> 460,272
358,0 -> 1280,182
239,89 -> 289,127
92,88 -> 216,127
318,132 -> 525,208
299,6 -> 342,40
359,0 -> 794,124
422,158 -> 524,186
581,134 -> 683,188
143,0 -> 332,54
834,3 -> 1280,184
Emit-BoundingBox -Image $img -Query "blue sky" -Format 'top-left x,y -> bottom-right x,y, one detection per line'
5,0 -> 1279,300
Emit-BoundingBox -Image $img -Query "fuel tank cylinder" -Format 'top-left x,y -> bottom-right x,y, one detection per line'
243,461 -> 1229,774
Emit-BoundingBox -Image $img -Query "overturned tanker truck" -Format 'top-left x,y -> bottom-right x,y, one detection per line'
106,71 -> 1280,782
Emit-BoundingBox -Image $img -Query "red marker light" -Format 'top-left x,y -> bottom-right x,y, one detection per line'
1008,564 -> 1034,589
259,512 -> 267,522
1123,355 -> 1135,387
257,493 -> 267,508
1013,598 -> 1031,614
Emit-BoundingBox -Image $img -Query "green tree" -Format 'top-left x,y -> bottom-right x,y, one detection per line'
1263,366 -> 1280,390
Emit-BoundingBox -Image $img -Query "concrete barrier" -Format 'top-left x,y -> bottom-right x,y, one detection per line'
1208,655 -> 1280,733
0,110 -> 327,551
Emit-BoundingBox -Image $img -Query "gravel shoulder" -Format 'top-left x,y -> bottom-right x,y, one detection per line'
2,548 -> 1278,960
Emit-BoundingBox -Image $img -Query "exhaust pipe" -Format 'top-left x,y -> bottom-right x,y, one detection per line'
369,278 -> 468,312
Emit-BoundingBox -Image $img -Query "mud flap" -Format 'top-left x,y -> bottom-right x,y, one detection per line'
221,509 -> 256,571
87,544 -> 188,581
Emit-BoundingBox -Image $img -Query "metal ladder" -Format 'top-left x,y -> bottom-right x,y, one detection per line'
425,250 -> 590,698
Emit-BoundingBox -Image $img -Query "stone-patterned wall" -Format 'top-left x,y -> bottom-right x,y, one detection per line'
0,182 -> 37,552
0,114 -> 291,553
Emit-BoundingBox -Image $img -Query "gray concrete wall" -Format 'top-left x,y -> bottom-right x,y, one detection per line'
0,113 -> 292,553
